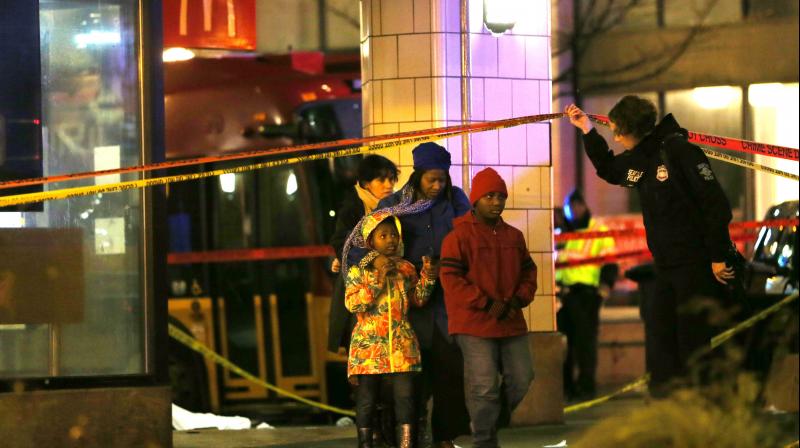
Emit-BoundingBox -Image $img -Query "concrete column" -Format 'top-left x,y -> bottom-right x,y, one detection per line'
360,0 -> 556,332
360,0 -> 562,424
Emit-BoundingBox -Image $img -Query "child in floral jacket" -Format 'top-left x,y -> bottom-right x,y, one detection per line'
345,210 -> 436,448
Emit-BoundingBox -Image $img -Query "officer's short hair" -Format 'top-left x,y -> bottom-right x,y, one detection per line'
609,96 -> 657,139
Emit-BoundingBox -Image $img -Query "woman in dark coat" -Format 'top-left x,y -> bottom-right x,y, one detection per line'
327,155 -> 399,447
328,155 -> 399,353
374,142 -> 472,448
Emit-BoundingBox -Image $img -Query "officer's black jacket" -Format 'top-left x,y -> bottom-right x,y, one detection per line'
582,114 -> 733,267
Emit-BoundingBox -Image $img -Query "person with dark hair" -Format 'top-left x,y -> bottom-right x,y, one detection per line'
565,97 -> 736,397
376,142 -> 471,448
327,154 -> 399,446
329,154 -> 400,353
555,190 -> 614,400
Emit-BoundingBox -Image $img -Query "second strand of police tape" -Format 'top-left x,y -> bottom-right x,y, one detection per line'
169,291 -> 799,418
0,113 -> 568,208
2,112 -> 798,207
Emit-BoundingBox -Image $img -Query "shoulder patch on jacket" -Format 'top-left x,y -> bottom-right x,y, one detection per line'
697,163 -> 715,181
626,169 -> 644,183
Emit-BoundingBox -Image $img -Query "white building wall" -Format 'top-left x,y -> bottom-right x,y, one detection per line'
360,0 -> 556,331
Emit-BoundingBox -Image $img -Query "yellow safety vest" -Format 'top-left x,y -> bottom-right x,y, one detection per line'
556,218 -> 614,287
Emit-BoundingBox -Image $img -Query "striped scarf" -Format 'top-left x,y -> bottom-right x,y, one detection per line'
341,183 -> 434,275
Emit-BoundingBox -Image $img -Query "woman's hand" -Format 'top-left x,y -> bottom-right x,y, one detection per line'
565,104 -> 593,134
330,258 -> 341,273
421,256 -> 440,279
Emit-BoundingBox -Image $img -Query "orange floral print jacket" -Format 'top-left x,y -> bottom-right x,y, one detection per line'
344,254 -> 435,377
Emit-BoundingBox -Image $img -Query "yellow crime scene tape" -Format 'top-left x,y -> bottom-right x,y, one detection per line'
565,290 -> 799,414
3,111 -> 796,418
710,291 -> 800,348
587,115 -> 799,180
168,323 -> 357,417
2,112 -> 797,206
167,290 -> 799,418
702,148 -> 800,181
0,113 -> 564,208
563,374 -> 651,414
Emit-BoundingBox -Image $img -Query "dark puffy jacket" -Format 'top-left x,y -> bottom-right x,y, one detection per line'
582,114 -> 733,267
326,187 -> 364,353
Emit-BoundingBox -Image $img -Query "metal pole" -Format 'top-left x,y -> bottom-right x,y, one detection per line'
572,0 -> 584,193
460,0 -> 471,193
48,324 -> 60,376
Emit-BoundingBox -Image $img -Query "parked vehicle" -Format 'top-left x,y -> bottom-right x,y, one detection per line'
746,200 -> 799,297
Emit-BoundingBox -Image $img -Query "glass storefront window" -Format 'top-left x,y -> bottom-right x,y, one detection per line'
1,0 -> 147,378
749,83 -> 800,218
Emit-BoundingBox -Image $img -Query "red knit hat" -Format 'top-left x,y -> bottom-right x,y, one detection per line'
469,168 -> 508,204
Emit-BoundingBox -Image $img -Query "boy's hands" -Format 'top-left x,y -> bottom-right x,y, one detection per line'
484,299 -> 509,319
504,296 -> 524,320
485,297 -> 525,320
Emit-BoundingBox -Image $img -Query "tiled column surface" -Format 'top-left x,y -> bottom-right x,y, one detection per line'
360,0 -> 555,332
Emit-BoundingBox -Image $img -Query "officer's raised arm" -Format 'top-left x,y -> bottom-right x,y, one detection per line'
565,104 -> 638,187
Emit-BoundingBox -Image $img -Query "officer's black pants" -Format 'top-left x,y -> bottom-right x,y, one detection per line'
645,262 -> 727,396
557,284 -> 602,398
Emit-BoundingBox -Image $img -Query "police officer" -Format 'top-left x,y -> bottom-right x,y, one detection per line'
556,190 -> 615,400
566,96 -> 735,397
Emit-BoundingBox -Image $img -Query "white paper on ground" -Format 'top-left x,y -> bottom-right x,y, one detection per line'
172,404 -> 252,430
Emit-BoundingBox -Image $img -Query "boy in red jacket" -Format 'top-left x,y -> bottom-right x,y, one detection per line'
440,167 -> 536,448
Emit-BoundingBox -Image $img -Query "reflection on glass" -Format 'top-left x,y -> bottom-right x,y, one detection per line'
0,0 -> 145,378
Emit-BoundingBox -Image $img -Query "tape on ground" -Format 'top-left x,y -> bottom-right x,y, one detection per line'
564,291 -> 800,414
168,323 -> 357,417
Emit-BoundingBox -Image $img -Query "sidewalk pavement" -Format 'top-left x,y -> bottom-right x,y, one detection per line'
174,396 -> 637,448
174,395 -> 800,448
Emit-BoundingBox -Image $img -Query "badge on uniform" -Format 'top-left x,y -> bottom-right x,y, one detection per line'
697,163 -> 715,181
626,169 -> 644,183
656,164 -> 669,182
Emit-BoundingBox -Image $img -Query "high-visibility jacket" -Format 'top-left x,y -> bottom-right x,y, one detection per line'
556,218 -> 614,287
